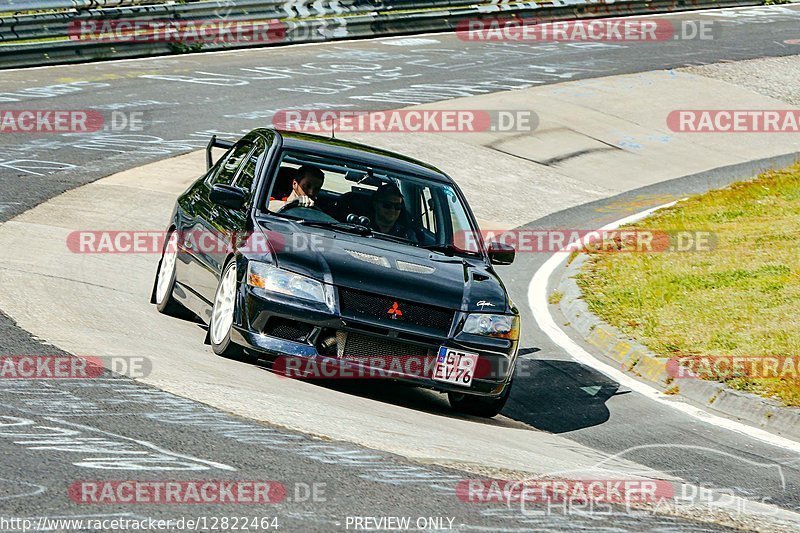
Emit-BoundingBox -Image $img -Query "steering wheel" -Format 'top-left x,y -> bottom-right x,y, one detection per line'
278,198 -> 319,213
279,200 -> 338,223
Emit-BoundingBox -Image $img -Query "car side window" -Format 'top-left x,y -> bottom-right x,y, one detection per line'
212,142 -> 252,186
235,153 -> 258,194
234,138 -> 265,195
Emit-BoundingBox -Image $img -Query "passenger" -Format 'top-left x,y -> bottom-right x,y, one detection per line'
269,166 -> 324,212
370,184 -> 416,242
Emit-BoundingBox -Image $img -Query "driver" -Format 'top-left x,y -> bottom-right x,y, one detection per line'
269,165 -> 325,212
370,184 -> 416,242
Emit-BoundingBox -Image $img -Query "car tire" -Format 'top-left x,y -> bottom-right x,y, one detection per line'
154,230 -> 191,318
209,259 -> 246,360
448,380 -> 513,418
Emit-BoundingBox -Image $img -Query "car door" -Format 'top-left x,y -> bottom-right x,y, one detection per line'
173,144 -> 232,304
204,133 -> 276,288
183,139 -> 256,305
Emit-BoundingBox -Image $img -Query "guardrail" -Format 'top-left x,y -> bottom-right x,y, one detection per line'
0,0 -> 762,69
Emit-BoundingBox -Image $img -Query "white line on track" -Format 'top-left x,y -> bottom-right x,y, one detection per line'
45,417 -> 237,471
527,201 -> 800,455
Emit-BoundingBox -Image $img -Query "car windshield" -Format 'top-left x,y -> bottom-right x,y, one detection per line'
264,149 -> 482,255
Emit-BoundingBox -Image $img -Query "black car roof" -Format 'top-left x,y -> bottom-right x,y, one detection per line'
255,129 -> 452,183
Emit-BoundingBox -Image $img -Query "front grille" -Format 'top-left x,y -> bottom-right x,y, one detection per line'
263,318 -> 313,342
338,288 -> 455,334
339,332 -> 435,378
341,332 -> 428,359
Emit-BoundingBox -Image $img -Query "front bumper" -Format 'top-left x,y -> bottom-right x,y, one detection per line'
231,286 -> 518,398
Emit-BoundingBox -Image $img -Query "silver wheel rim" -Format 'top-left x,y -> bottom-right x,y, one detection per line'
155,232 -> 179,305
211,263 -> 237,346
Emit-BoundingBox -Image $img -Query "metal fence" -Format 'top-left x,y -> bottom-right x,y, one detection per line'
0,0 -> 760,69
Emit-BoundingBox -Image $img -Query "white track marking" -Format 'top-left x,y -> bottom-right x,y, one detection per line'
44,417 -> 236,471
528,201 -> 800,455
0,477 -> 46,501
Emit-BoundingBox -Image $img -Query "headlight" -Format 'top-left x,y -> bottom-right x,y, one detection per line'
462,313 -> 519,340
247,262 -> 332,309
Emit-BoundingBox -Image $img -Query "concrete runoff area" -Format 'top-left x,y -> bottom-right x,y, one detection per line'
1,63 -> 800,526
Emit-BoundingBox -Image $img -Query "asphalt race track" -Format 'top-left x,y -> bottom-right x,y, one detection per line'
2,5 -> 800,531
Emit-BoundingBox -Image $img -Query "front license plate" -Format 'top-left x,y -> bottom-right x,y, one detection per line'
433,347 -> 479,387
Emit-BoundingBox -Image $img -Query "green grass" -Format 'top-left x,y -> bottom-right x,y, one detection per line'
548,290 -> 564,305
577,163 -> 800,406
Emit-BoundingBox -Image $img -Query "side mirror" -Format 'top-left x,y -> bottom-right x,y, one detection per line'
210,184 -> 247,210
488,241 -> 515,265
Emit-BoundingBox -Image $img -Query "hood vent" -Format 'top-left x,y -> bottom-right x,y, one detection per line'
345,249 -> 391,268
397,260 -> 435,274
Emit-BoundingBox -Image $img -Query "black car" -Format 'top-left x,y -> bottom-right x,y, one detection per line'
152,128 -> 520,417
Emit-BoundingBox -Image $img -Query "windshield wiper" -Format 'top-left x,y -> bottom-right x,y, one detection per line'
421,243 -> 478,257
297,220 -> 372,236
372,232 -> 415,245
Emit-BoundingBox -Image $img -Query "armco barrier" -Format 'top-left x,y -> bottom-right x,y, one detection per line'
0,0 -> 762,69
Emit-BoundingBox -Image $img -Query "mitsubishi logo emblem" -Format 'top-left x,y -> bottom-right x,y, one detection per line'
387,302 -> 403,319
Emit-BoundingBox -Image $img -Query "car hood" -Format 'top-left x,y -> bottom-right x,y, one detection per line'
255,218 -> 511,313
